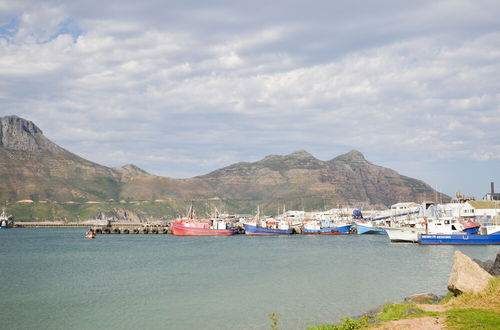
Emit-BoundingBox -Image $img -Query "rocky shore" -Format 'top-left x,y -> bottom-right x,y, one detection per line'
309,251 -> 500,330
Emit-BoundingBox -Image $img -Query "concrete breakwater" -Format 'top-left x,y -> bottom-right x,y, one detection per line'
93,224 -> 170,234
15,222 -> 91,228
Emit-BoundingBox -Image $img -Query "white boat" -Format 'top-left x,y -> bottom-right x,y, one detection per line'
478,224 -> 500,235
0,209 -> 14,228
383,227 -> 425,243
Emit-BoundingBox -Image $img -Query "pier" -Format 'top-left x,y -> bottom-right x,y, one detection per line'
15,222 -> 90,228
14,222 -> 171,234
91,223 -> 170,234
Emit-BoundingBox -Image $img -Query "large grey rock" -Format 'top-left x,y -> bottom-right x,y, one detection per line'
404,293 -> 439,304
448,250 -> 493,295
473,252 -> 500,276
492,253 -> 500,276
473,258 -> 494,274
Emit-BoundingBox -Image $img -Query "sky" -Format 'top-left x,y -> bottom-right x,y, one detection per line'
0,0 -> 499,199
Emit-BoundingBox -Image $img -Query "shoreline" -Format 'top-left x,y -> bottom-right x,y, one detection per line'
308,251 -> 500,330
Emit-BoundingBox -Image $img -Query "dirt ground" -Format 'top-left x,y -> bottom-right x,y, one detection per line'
372,304 -> 450,329
373,315 -> 445,329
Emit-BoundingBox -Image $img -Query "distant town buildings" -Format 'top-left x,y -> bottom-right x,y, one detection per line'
484,182 -> 500,201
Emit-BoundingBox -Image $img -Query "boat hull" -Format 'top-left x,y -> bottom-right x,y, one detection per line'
356,224 -> 387,235
384,227 -> 424,243
172,222 -> 234,236
302,224 -> 351,235
419,233 -> 500,245
244,224 -> 293,235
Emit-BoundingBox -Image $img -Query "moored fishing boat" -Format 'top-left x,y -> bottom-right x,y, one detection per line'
418,217 -> 500,245
355,222 -> 387,235
419,231 -> 500,245
171,219 -> 235,236
244,218 -> 293,235
301,220 -> 351,235
171,203 -> 235,236
384,227 -> 425,243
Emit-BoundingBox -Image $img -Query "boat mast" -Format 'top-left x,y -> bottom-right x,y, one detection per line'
187,201 -> 194,220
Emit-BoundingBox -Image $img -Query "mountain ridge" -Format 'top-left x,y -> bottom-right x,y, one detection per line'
0,115 -> 450,218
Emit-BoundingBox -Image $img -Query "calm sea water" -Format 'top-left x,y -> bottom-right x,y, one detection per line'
0,228 -> 498,330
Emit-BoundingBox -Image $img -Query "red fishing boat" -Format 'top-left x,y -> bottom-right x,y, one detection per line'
171,220 -> 235,236
171,204 -> 235,236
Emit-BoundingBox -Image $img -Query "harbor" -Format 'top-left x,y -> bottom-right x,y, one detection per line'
5,193 -> 500,245
1,227 -> 498,330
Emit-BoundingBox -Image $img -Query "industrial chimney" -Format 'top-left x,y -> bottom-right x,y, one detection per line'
492,182 -> 495,194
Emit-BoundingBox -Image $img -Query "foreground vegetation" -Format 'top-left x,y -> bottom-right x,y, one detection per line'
308,277 -> 500,330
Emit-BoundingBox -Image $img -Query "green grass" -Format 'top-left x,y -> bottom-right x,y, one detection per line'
445,276 -> 500,310
445,308 -> 500,330
438,292 -> 455,305
375,303 -> 437,321
308,303 -> 439,330
309,317 -> 368,330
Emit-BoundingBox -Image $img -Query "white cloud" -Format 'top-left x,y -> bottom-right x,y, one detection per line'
0,0 -> 499,197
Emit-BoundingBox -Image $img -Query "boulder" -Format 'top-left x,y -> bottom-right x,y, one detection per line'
473,258 -> 494,274
448,250 -> 493,295
491,253 -> 500,276
404,293 -> 439,304
473,252 -> 500,276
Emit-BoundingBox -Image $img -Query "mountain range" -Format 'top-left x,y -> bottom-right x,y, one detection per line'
0,115 -> 449,219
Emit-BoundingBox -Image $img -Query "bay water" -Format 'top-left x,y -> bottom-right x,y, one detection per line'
0,228 -> 498,329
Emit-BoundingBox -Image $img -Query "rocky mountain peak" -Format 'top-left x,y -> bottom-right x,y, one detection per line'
120,164 -> 149,175
331,149 -> 367,162
0,115 -> 61,152
287,149 -> 316,160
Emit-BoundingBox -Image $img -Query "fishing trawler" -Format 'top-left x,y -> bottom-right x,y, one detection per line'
301,220 -> 351,235
244,218 -> 293,235
171,204 -> 235,236
419,217 -> 499,245
243,206 -> 293,235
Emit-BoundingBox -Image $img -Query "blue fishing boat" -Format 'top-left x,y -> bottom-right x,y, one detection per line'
302,221 -> 351,235
419,232 -> 500,245
355,223 -> 387,235
418,217 -> 500,245
244,219 -> 293,235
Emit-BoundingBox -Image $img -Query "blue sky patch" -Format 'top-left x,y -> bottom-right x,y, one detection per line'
0,17 -> 19,41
